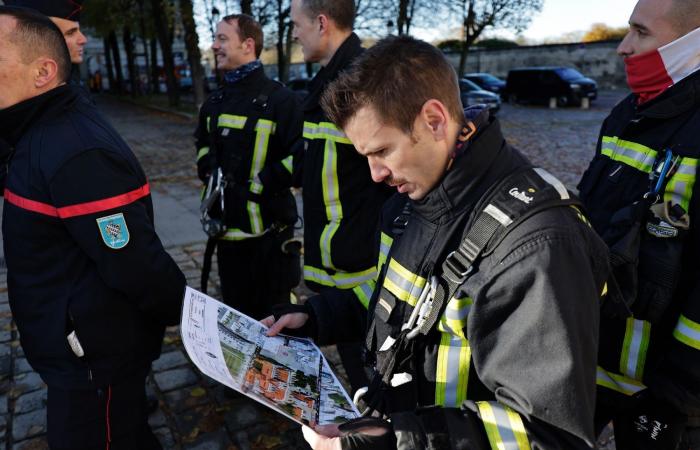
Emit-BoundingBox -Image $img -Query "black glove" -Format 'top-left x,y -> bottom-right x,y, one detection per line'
270,302 -> 318,339
338,417 -> 396,450
615,392 -> 687,450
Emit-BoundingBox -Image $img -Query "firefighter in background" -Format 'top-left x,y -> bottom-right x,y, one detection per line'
0,7 -> 185,448
265,36 -> 610,450
195,14 -> 302,319
289,0 -> 393,395
577,0 -> 700,448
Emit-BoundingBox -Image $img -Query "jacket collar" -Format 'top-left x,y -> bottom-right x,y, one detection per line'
412,113 -> 511,222
302,33 -> 363,112
636,69 -> 700,119
0,84 -> 78,147
223,65 -> 267,92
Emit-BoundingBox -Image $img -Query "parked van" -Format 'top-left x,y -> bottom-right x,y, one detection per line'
504,67 -> 597,106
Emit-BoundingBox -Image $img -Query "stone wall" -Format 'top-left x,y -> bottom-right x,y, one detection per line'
445,40 -> 626,89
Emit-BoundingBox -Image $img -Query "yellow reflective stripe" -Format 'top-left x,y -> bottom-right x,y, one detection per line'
673,315 -> 700,350
206,116 -> 211,132
282,155 -> 293,174
476,402 -> 531,450
435,332 -> 470,407
601,136 -> 657,173
383,258 -> 427,307
320,139 -> 342,269
197,147 -> 210,161
303,121 -> 352,144
620,318 -> 651,381
352,280 -> 375,309
438,296 -> 472,339
219,228 -> 267,241
664,157 -> 698,212
246,119 -> 275,233
218,114 -> 247,129
303,265 -> 376,289
377,232 -> 394,271
596,366 -> 646,396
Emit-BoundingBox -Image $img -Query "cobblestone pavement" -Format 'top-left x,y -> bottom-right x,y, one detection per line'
0,92 -> 628,449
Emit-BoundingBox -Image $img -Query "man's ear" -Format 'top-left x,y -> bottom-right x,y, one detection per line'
34,58 -> 60,89
318,14 -> 329,34
243,37 -> 256,56
420,99 -> 449,141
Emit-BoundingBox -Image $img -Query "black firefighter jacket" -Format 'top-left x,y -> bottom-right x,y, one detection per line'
1,85 -> 186,389
298,33 -> 393,299
307,112 -> 610,449
578,69 -> 700,415
195,66 -> 302,239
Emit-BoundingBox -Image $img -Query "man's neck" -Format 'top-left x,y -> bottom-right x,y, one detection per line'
320,29 -> 353,66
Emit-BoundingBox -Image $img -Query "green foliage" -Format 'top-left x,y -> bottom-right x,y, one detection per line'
476,38 -> 519,49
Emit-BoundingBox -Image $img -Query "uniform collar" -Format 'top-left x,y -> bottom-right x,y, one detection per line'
0,84 -> 78,147
412,110 -> 510,222
303,33 -> 363,112
636,69 -> 700,119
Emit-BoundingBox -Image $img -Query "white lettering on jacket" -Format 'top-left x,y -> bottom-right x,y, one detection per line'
509,187 -> 534,204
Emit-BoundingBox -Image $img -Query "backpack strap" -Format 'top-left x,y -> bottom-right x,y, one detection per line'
416,166 -> 582,336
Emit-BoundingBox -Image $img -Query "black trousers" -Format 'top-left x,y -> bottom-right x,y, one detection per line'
217,228 -> 300,320
47,371 -> 160,450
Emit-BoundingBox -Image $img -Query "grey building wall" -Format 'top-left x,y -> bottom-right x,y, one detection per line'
445,40 -> 626,88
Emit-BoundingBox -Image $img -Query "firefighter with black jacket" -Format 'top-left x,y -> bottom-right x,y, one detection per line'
290,0 -> 392,394
0,7 -> 185,449
264,36 -> 610,450
577,0 -> 700,448
195,14 -> 302,319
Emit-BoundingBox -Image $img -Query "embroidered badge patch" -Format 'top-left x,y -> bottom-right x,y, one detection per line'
96,213 -> 130,249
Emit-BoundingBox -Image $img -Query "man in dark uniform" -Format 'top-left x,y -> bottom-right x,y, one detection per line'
289,0 -> 392,394
265,36 -> 610,450
0,7 -> 186,449
577,0 -> 700,448
195,14 -> 302,319
5,0 -> 88,83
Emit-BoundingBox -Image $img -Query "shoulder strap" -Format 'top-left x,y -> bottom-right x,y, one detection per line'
241,79 -> 282,137
417,166 -> 582,336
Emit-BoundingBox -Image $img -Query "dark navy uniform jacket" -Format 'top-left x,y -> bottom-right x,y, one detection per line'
0,85 -> 186,389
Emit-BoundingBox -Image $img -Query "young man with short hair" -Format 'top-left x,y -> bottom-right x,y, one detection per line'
265,36 -> 610,450
578,0 -> 700,448
195,14 -> 302,319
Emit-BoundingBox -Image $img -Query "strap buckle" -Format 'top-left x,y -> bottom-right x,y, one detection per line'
443,250 -> 473,284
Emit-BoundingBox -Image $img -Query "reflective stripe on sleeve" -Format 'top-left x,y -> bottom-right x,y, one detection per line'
664,157 -> 697,212
435,296 -> 472,407
596,366 -> 646,396
197,147 -> 210,161
673,314 -> 700,350
303,265 -> 376,289
319,139 -> 342,269
282,155 -> 293,174
219,228 -> 267,241
352,280 -> 375,309
382,258 -> 427,307
476,401 -> 531,450
377,232 -> 393,271
4,185 -> 151,219
619,318 -> 651,381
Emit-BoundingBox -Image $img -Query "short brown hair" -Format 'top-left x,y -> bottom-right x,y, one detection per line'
321,36 -> 463,134
298,0 -> 355,31
223,14 -> 264,58
0,5 -> 71,82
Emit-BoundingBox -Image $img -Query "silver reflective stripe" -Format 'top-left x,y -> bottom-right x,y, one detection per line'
477,402 -> 531,450
383,259 -> 426,306
320,139 -> 342,269
620,318 -> 650,380
600,136 -> 657,173
673,314 -> 700,350
596,366 -> 646,396
533,167 -> 569,200
484,204 -> 513,226
303,265 -> 376,289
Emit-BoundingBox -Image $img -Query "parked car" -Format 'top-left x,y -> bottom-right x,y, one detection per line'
459,78 -> 501,114
463,72 -> 506,96
286,77 -> 310,99
504,67 -> 597,106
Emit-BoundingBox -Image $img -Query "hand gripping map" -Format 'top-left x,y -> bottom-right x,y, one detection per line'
181,287 -> 359,426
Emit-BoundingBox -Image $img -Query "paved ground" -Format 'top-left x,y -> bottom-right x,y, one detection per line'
0,91 -> 628,449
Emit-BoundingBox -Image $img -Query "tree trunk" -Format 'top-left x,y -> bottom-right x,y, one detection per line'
123,25 -> 140,96
150,37 -> 161,94
180,0 -> 206,107
284,23 -> 293,81
276,3 -> 288,83
137,2 -> 153,94
240,0 -> 252,15
108,30 -> 125,94
103,37 -> 116,92
397,0 -> 408,35
150,0 -> 179,106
